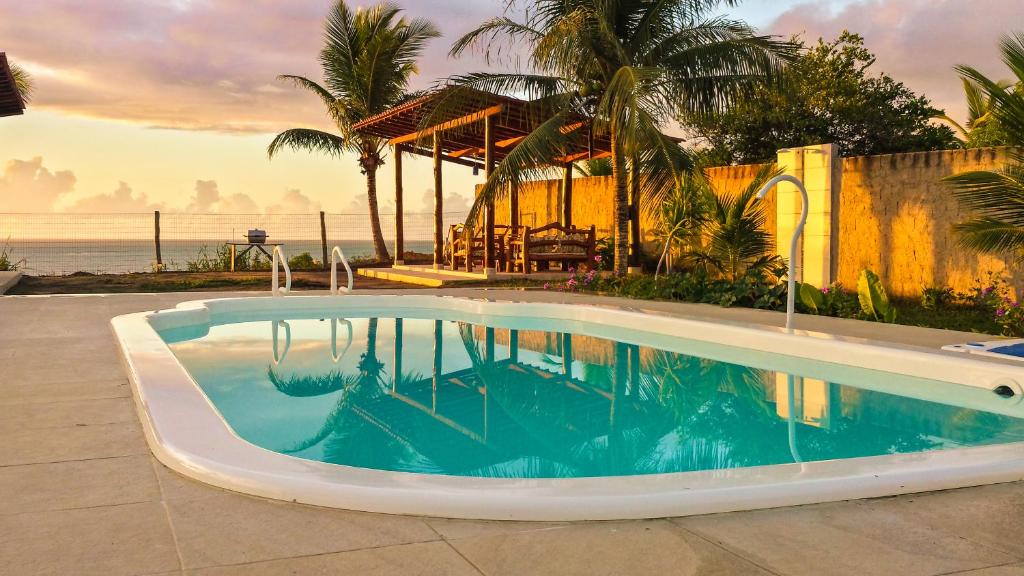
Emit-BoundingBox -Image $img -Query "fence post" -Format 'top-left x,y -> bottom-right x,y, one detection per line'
154,210 -> 163,273
319,211 -> 329,271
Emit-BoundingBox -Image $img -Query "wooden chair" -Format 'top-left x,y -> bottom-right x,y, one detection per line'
448,224 -> 512,272
512,223 -> 596,274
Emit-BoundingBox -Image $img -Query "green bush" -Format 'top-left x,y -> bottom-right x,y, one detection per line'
287,252 -> 321,271
186,244 -> 271,272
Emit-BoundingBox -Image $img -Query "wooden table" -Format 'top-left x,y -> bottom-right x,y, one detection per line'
225,242 -> 284,272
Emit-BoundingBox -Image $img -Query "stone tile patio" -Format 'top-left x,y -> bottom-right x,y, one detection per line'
2,290 -> 1024,575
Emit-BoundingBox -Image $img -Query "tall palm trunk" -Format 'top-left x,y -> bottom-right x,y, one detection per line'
610,130 -> 629,274
363,164 -> 391,262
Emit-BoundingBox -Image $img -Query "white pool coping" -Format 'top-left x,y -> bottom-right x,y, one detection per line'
112,295 -> 1024,520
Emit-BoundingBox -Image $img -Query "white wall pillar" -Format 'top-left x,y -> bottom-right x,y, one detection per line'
776,144 -> 837,288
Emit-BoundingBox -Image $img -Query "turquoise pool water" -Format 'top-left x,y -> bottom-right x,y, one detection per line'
162,314 -> 1024,479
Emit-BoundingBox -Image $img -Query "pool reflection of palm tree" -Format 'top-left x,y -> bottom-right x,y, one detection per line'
265,318 -> 424,471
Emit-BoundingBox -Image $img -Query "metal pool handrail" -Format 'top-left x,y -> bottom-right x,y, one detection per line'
272,245 -> 291,297
756,174 -> 809,332
330,318 -> 353,363
272,320 -> 291,366
330,245 -> 353,295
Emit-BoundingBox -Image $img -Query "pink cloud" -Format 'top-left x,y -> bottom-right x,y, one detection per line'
1,0 -> 504,133
768,0 -> 1022,124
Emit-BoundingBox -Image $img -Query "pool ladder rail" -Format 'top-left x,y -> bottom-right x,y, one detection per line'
271,246 -> 291,297
270,245 -> 354,296
330,245 -> 353,295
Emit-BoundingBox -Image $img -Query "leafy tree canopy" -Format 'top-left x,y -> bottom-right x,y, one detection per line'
686,31 -> 959,164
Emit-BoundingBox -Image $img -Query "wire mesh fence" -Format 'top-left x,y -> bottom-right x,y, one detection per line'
0,211 -> 467,276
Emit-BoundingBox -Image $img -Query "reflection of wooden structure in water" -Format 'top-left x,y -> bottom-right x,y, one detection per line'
345,319 -> 645,474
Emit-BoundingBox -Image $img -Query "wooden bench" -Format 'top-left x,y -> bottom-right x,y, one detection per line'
512,223 -> 596,274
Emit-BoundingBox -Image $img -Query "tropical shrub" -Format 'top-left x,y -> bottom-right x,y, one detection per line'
0,240 -> 24,272
857,269 -> 898,323
797,282 -> 859,317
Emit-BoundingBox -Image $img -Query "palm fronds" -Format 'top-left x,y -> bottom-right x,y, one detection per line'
445,0 -> 796,273
9,62 -> 32,103
947,33 -> 1024,259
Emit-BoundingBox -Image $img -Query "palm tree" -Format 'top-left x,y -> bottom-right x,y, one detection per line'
696,164 -> 781,280
268,2 -> 439,262
946,33 -> 1024,259
936,77 -> 1017,144
448,0 -> 795,274
9,61 -> 32,103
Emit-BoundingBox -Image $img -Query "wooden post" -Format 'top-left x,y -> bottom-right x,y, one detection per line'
507,180 -> 519,272
561,163 -> 573,227
393,318 -> 403,394
319,211 -> 328,271
485,327 -> 495,364
562,333 -> 573,376
153,210 -> 163,273
509,329 -> 519,363
433,134 -> 444,268
628,156 -> 641,272
484,115 -> 496,273
394,145 -> 405,265
432,319 -> 442,412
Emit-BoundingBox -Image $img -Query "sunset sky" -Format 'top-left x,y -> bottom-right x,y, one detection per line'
0,0 -> 1019,216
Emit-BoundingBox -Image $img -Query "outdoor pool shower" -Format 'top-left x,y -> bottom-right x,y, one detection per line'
755,174 -> 809,332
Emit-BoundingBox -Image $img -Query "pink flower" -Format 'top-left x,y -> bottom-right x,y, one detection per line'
996,308 -> 1007,318
821,287 -> 831,294
594,255 -> 603,262
543,282 -> 550,290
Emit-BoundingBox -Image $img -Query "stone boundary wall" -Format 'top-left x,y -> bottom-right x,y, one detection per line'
490,147 -> 1018,297
492,166 -> 774,252
836,147 -> 1019,297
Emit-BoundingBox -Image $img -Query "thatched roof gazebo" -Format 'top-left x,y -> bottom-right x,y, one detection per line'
353,87 -> 615,272
0,53 -> 26,118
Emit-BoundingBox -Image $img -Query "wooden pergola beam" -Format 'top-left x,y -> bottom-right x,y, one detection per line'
404,145 -> 485,170
389,105 -> 504,146
554,149 -> 611,164
450,147 -> 484,158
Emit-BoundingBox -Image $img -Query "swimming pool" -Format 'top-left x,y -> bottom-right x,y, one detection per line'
113,295 -> 1024,520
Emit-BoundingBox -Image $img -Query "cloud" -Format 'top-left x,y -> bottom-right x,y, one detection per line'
1,0 -> 506,133
66,181 -> 163,212
265,188 -> 321,214
184,179 -> 259,213
345,192 -> 396,215
421,188 -> 472,214
768,0 -> 1021,124
0,157 -> 76,211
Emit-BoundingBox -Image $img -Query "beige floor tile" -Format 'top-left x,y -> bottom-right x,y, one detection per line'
0,501 -> 180,576
448,519 -> 771,576
676,499 -> 1018,576
0,455 -> 161,515
0,396 -> 135,431
0,420 -> 148,465
0,377 -> 130,405
166,492 -> 440,569
152,459 -> 231,501
858,483 -> 1024,558
944,564 -> 1024,576
424,517 -> 570,540
185,541 -> 481,576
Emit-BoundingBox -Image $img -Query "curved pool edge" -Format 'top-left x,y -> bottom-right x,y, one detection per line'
111,294 -> 1024,521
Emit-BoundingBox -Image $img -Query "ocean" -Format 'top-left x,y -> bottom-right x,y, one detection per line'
0,212 -> 466,276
